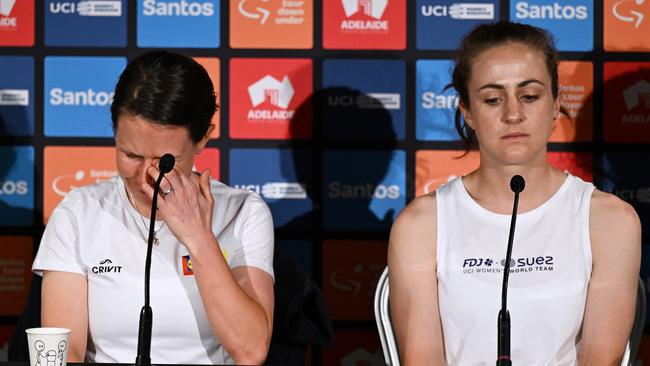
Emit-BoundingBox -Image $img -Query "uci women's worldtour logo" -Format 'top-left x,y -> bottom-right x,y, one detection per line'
45,0 -> 126,46
0,56 -> 34,136
462,256 -> 555,275
138,0 -> 219,47
0,0 -> 34,46
416,1 -> 497,50
511,0 -> 593,51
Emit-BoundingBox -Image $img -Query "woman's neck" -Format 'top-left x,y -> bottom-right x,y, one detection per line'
462,163 -> 567,215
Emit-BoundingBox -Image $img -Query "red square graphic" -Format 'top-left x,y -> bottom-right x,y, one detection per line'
0,0 -> 34,46
322,240 -> 387,320
193,148 -> 220,181
603,62 -> 650,143
323,0 -> 406,50
230,58 -> 312,139
547,152 -> 593,183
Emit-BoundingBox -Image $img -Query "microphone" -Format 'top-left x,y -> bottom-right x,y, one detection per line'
136,153 -> 175,366
496,175 -> 525,366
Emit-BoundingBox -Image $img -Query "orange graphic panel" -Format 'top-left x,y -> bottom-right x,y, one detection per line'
552,61 -> 593,142
43,146 -> 117,223
0,236 -> 33,315
194,147 -> 220,181
547,152 -> 593,182
230,0 -> 313,49
604,0 -> 650,51
322,330 -> 383,366
193,58 -> 221,139
322,240 -> 387,320
415,150 -> 480,197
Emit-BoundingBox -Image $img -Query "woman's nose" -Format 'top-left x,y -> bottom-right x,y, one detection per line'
502,97 -> 524,124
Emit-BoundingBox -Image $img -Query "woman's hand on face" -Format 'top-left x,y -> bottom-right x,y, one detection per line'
141,166 -> 214,249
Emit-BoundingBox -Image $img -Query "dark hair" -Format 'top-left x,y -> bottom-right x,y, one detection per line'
110,51 -> 217,144
450,21 -> 562,149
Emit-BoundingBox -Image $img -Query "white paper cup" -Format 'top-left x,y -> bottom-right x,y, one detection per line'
25,328 -> 71,366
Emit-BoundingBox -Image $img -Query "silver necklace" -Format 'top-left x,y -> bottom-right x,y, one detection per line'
126,187 -> 165,246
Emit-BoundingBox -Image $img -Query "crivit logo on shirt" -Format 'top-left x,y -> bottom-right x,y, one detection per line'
230,0 -> 312,49
45,0 -> 126,46
510,1 -> 593,51
0,56 -> 34,136
137,0 -> 219,47
323,150 -> 405,231
0,147 -> 34,227
605,0 -> 650,51
43,146 -> 116,223
416,0 -> 498,50
91,259 -> 122,274
230,58 -> 312,139
322,59 -> 406,140
603,62 -> 650,143
416,60 -> 460,141
44,57 -> 125,137
461,256 -> 555,274
229,149 -> 312,229
0,0 -> 34,46
323,0 -> 405,49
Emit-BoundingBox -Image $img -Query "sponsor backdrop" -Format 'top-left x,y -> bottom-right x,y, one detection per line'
1,0 -> 649,364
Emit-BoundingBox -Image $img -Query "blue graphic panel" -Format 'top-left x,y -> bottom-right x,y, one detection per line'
0,147 -> 34,226
510,0 -> 593,51
137,0 -> 220,48
229,149 -> 312,229
0,57 -> 34,136
416,60 -> 460,141
44,56 -> 126,137
45,0 -> 127,47
323,150 -> 405,231
322,59 -> 405,140
601,152 -> 650,243
416,0 -> 500,50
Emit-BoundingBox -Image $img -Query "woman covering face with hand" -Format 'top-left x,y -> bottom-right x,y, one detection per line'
33,51 -> 275,365
388,22 -> 640,365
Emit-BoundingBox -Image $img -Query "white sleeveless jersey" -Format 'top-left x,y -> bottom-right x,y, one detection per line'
436,174 -> 594,365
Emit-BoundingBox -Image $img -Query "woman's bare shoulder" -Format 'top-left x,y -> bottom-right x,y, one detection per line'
389,192 -> 438,258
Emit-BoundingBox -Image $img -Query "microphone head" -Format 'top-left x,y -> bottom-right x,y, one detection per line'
159,154 -> 175,174
510,175 -> 525,194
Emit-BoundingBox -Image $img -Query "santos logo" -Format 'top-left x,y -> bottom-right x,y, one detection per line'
234,182 -> 307,200
0,89 -> 28,106
0,0 -> 16,27
421,3 -> 495,20
341,0 -> 389,31
421,92 -> 459,110
52,169 -> 115,196
0,180 -> 28,195
613,0 -> 645,28
514,2 -> 588,20
49,1 -> 122,16
49,88 -> 114,106
328,182 -> 400,200
142,0 -> 214,17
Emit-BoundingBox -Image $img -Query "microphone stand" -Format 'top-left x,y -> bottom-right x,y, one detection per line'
136,155 -> 175,366
497,175 -> 525,366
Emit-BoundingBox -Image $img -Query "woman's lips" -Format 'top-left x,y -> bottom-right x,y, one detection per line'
501,133 -> 529,139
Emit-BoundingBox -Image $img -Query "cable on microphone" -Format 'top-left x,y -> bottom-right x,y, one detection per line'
496,175 -> 525,366
136,153 -> 176,366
